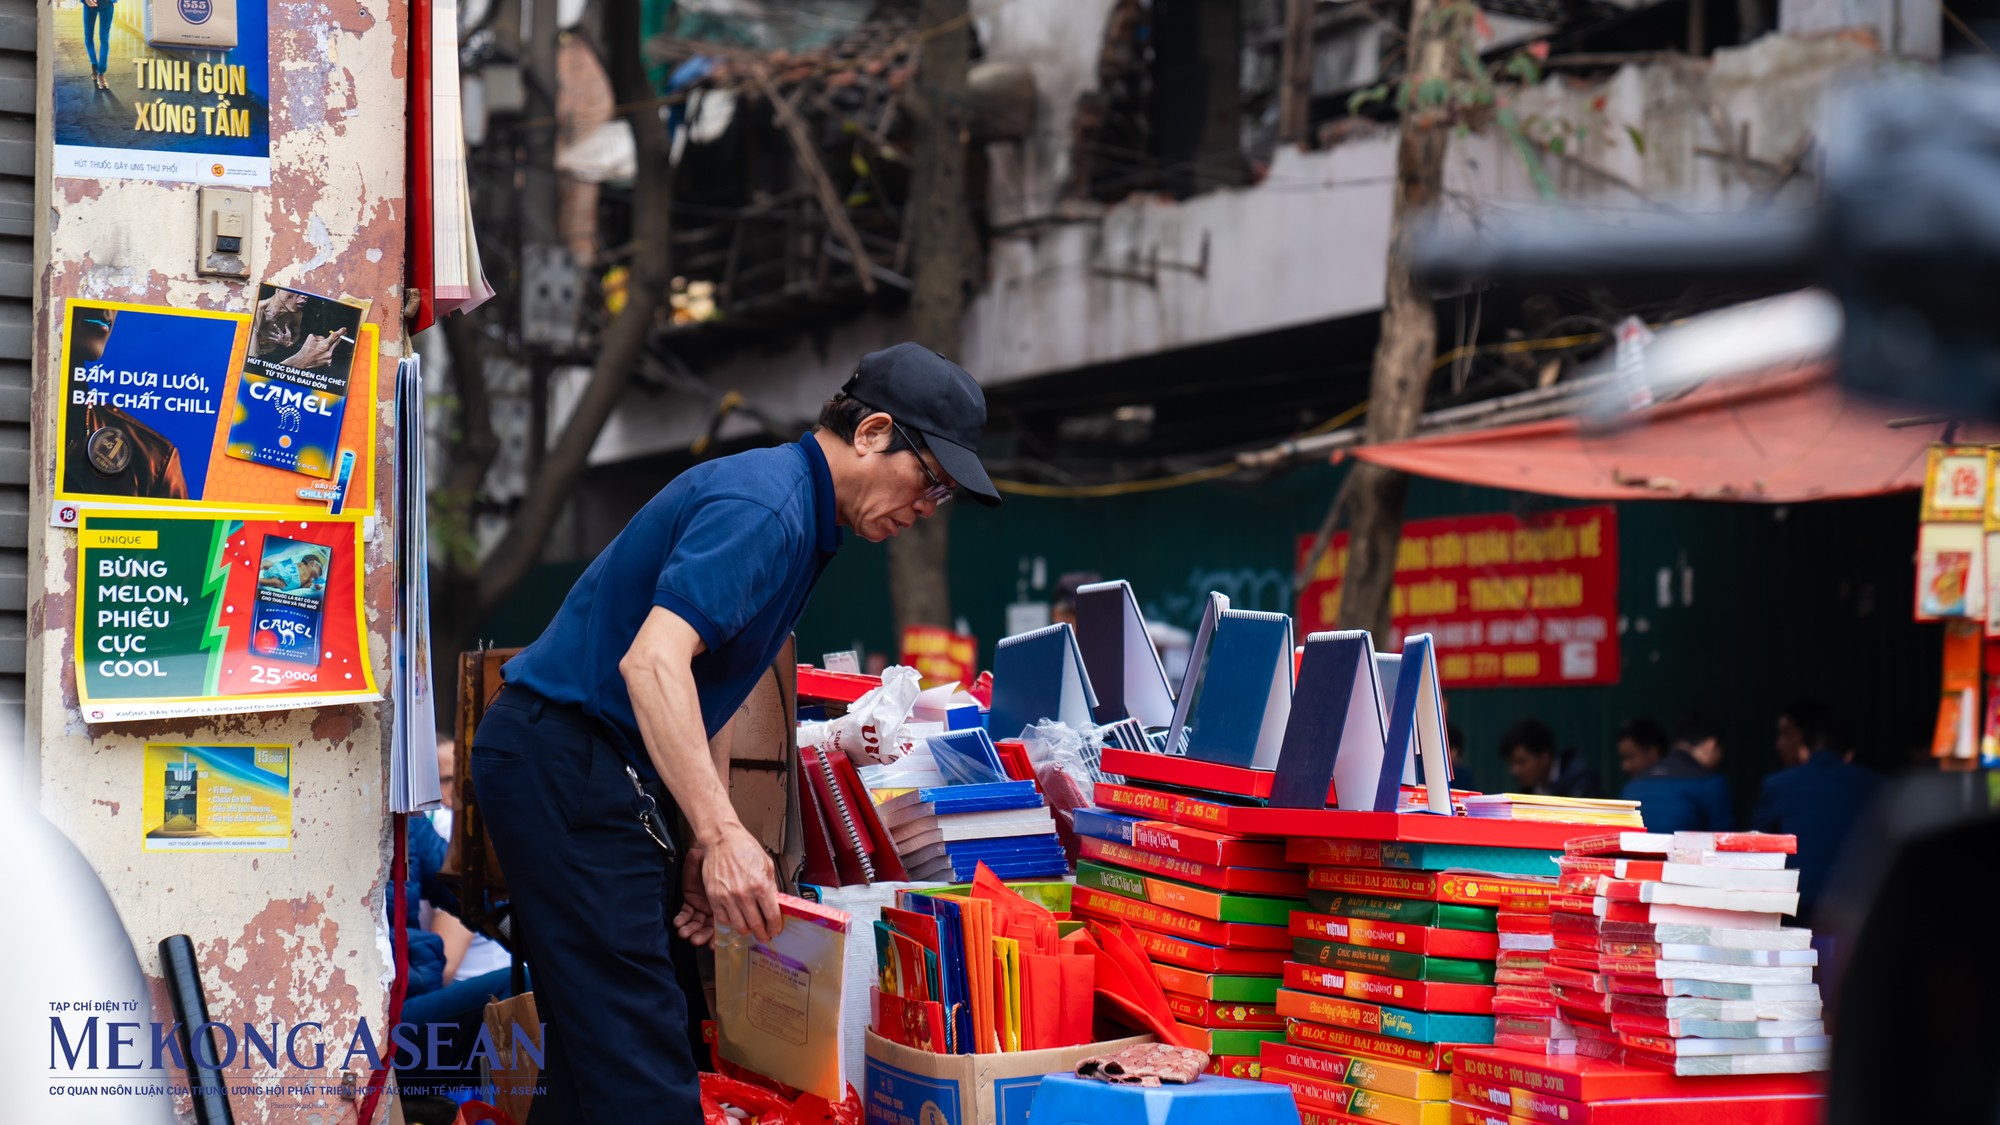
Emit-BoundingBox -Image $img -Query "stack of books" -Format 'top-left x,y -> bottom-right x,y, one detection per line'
1546,830 -> 1827,1075
1259,837 -> 1559,1125
1462,794 -> 1646,827
878,780 -> 1068,882
1069,805 -> 1304,1073
1452,1047 -> 1827,1123
1488,864 -> 1567,1056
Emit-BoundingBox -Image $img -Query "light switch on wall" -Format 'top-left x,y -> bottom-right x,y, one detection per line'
196,187 -> 252,279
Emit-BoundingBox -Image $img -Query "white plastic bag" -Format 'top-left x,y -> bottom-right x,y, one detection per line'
1019,719 -> 1102,865
798,665 -> 924,765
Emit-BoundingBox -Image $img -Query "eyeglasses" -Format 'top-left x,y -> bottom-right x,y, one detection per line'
892,421 -> 955,505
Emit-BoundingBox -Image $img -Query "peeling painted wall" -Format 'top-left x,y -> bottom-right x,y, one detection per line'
1446,31 -> 1886,213
28,0 -> 405,1119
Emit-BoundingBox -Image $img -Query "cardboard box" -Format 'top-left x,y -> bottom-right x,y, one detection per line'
143,0 -> 238,48
863,1029 -> 1148,1125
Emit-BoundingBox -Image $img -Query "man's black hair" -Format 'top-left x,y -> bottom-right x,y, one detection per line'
1781,699 -> 1835,751
1674,711 -> 1724,749
1446,723 -> 1465,753
815,392 -> 914,451
1498,718 -> 1556,759
1618,717 -> 1669,754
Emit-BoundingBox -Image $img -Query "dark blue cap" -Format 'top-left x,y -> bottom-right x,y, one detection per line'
844,342 -> 1000,506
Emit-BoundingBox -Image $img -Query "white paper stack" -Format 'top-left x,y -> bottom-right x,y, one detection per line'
1549,830 -> 1829,1076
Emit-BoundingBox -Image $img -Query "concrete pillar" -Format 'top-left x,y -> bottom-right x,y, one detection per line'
28,0 -> 405,1119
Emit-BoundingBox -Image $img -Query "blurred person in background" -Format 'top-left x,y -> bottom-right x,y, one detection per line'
1753,700 -> 1880,918
1498,718 -> 1603,798
1675,711 -> 1726,771
427,736 -> 513,985
1622,715 -> 1732,832
1446,722 -> 1476,792
1050,570 -> 1102,628
1614,717 -> 1669,779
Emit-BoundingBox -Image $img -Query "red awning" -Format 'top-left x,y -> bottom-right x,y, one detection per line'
1344,361 -> 1980,502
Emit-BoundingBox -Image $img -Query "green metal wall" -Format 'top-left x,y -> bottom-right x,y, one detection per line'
486,464 -> 1939,819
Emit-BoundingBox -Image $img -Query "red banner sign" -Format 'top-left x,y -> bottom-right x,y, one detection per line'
900,624 -> 979,687
1296,506 -> 1620,687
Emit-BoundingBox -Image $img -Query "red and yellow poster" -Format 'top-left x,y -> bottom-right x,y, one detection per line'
900,624 -> 978,687
1296,507 -> 1619,688
75,512 -> 378,723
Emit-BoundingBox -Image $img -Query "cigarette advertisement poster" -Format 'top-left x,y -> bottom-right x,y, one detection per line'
143,743 -> 292,851
76,512 -> 378,722
1296,507 -> 1620,688
52,0 -> 271,184
55,299 -> 376,518
226,284 -> 363,478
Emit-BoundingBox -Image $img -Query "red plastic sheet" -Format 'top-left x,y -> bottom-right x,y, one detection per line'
1346,361 -> 1984,502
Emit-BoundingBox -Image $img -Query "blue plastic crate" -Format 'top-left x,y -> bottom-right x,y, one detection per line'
1026,1073 -> 1300,1125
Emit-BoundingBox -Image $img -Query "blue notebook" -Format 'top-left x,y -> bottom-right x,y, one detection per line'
943,853 -> 1070,882
878,780 -> 1044,822
1074,579 -> 1176,728
1313,634 -> 1395,812
1163,592 -> 1228,758
928,728 -> 1008,786
930,895 -> 974,1053
1073,807 -> 1143,844
1270,631 -> 1380,809
1382,633 -> 1452,814
940,835 -> 1070,881
1180,609 -> 1295,769
990,622 -> 1098,740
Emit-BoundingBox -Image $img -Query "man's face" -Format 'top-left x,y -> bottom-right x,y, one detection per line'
436,739 -> 456,810
848,415 -> 952,543
1688,737 -> 1722,770
1505,746 -> 1553,791
1775,716 -> 1806,766
1617,737 -> 1660,777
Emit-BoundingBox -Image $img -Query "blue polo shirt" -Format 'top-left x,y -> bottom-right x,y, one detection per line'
504,435 -> 842,776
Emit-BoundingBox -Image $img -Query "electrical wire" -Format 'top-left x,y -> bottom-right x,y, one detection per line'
1431,328 -> 1607,370
991,461 -> 1244,498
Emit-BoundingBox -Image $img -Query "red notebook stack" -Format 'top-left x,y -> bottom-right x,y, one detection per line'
796,746 -> 909,886
1452,1046 -> 1825,1123
1070,814 -> 1304,1072
1491,875 -> 1567,1055
1069,752 -> 1321,1075
1546,831 -> 1826,1076
1263,838 -> 1557,1124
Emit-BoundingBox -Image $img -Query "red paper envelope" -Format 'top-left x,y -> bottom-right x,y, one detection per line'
1082,921 -> 1188,1047
1057,937 -> 1098,1047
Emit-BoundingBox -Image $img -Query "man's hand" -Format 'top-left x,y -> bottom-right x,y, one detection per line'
622,607 -> 782,942
674,845 -> 715,945
700,824 -> 780,943
287,328 -> 345,370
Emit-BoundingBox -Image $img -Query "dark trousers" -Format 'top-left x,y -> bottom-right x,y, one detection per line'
469,687 -> 699,1124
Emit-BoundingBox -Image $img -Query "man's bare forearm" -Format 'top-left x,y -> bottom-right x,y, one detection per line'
710,717 -> 736,789
622,609 -> 745,845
